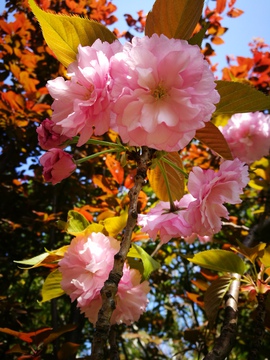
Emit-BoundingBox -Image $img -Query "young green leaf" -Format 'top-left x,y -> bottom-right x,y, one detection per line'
204,275 -> 233,328
185,249 -> 246,275
188,23 -> 210,47
127,244 -> 160,280
147,152 -> 185,201
28,0 -> 116,67
40,269 -> 65,303
195,121 -> 233,160
14,252 -> 49,269
66,210 -> 90,235
145,0 -> 204,40
215,80 -> 270,114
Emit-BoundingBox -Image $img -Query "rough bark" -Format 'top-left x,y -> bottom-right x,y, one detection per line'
203,273 -> 241,360
247,293 -> 267,360
90,147 -> 152,360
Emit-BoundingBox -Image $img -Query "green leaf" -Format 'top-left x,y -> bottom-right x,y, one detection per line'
188,23 -> 210,47
40,269 -> 65,303
127,244 -> 160,280
204,275 -> 233,328
147,152 -> 185,201
66,210 -> 89,235
14,253 -> 49,269
145,0 -> 204,40
195,121 -> 233,160
28,0 -> 116,68
215,81 -> 270,114
185,249 -> 246,275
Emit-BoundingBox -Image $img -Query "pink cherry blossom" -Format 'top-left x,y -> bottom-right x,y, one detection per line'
220,112 -> 270,163
184,158 -> 249,236
110,34 -> 220,151
47,40 -> 123,146
184,233 -> 213,244
37,118 -> 71,150
40,148 -> 76,185
137,195 -> 194,244
59,232 -> 149,325
138,159 -> 249,242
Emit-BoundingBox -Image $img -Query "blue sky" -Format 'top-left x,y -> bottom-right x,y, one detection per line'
1,0 -> 270,75
111,0 -> 270,74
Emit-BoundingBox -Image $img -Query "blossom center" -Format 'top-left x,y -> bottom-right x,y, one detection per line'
151,83 -> 168,100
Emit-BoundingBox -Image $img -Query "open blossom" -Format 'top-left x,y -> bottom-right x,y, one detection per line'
220,112 -> 270,163
40,148 -> 76,185
184,158 -> 249,236
138,159 -> 249,242
37,118 -> 71,150
137,195 -> 194,244
110,34 -> 220,151
59,232 -> 149,325
47,40 -> 123,146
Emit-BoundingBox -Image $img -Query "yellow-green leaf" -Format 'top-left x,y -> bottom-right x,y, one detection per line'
147,152 -> 185,201
185,249 -> 246,275
195,121 -> 233,160
145,0 -> 204,40
215,81 -> 270,114
128,244 -> 160,280
66,210 -> 89,235
29,0 -> 116,68
259,246 -> 270,268
14,246 -> 69,269
101,210 -> 128,237
204,275 -> 233,328
41,269 -> 65,303
14,253 -> 49,269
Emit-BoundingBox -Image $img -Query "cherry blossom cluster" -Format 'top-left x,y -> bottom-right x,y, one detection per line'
59,232 -> 150,325
138,158 -> 249,243
219,112 -> 270,164
37,34 -> 220,184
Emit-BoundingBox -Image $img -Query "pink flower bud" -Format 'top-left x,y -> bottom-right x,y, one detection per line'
37,118 -> 71,150
40,148 -> 76,185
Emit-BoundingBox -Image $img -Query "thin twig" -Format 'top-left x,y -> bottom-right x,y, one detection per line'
90,147 -> 152,360
203,273 -> 241,360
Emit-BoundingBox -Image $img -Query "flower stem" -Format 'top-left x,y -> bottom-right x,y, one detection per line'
75,149 -> 119,164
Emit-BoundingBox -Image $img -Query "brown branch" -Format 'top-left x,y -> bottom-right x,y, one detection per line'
90,146 -> 152,360
203,273 -> 241,360
247,292 -> 267,360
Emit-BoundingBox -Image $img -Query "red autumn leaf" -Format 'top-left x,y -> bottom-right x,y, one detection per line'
73,206 -> 93,222
211,36 -> 225,45
216,0 -> 227,14
105,154 -> 124,185
0,327 -> 52,344
92,174 -> 118,195
186,292 -> 204,308
227,7 -> 244,17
